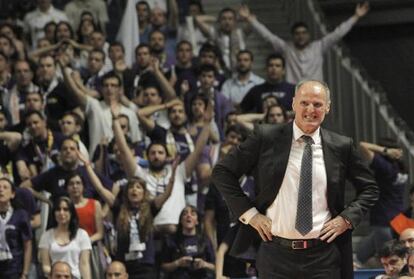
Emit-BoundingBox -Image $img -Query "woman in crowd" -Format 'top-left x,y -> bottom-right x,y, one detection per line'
112,158 -> 178,278
65,171 -> 105,278
0,177 -> 32,279
161,205 -> 215,278
38,196 -> 92,279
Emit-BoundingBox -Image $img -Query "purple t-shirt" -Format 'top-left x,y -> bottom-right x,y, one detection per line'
0,208 -> 32,276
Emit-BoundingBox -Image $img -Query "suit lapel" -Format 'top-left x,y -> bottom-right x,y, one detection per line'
321,128 -> 340,211
257,123 -> 293,211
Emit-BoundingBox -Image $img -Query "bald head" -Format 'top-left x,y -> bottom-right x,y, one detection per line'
106,261 -> 128,279
400,228 -> 414,249
49,261 -> 72,279
294,80 -> 331,103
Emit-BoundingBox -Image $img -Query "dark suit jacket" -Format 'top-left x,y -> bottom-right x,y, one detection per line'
212,122 -> 379,279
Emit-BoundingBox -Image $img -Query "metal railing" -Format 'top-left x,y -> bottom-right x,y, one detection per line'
274,0 -> 414,183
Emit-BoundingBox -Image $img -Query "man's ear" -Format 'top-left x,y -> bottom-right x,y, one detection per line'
326,102 -> 331,114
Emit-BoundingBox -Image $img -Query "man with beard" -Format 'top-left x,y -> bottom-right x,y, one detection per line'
240,53 -> 295,113
221,50 -> 264,106
149,29 -> 175,70
21,137 -> 113,204
113,103 -> 213,234
138,99 -> 195,161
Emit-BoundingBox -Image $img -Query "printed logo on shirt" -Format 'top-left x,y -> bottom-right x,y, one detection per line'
261,91 -> 286,100
58,179 -> 65,187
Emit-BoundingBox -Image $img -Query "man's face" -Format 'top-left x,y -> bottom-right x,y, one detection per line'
147,144 -> 167,170
236,53 -> 252,74
200,51 -> 216,66
191,99 -> 206,118
199,71 -> 215,90
0,38 -> 12,56
149,32 -> 165,53
15,61 -> 33,87
400,229 -> 414,249
380,255 -> 406,277
169,104 -> 187,127
293,26 -> 311,48
136,3 -> 150,22
45,24 -> 56,42
267,106 -> 285,124
39,56 -> 56,82
189,4 -> 201,16
118,116 -> 130,135
292,81 -> 330,134
225,131 -> 242,146
25,93 -> 44,111
102,77 -> 120,103
177,43 -> 193,65
26,114 -> 46,138
60,115 -> 79,137
109,45 -> 124,63
60,140 -> 79,166
50,263 -> 72,279
90,32 -> 105,49
106,262 -> 129,279
219,11 -> 236,33
143,87 -> 162,106
88,51 -> 105,75
151,8 -> 166,27
266,58 -> 285,82
56,24 -> 71,41
136,47 -> 151,68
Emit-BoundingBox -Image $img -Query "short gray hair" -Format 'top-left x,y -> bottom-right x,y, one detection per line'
294,79 -> 331,103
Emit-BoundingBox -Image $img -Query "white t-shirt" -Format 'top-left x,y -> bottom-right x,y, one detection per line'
85,96 -> 141,157
39,228 -> 92,279
134,163 -> 188,225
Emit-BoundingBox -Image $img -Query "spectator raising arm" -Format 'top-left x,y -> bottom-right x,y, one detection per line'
184,102 -> 213,178
76,150 -> 116,207
137,98 -> 182,132
112,111 -> 138,178
59,58 -> 88,109
235,113 -> 265,131
148,57 -> 177,102
359,141 -> 403,163
153,156 -> 180,210
239,5 -> 286,52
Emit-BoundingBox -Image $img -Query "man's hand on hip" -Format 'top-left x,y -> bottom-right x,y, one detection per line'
319,216 -> 349,243
249,213 -> 273,242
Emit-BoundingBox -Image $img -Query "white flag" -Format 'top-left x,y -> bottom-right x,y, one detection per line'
116,0 -> 140,67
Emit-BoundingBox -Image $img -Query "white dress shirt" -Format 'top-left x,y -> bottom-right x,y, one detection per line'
240,122 -> 331,239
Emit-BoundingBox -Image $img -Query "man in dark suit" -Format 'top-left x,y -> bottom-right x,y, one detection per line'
212,80 -> 379,279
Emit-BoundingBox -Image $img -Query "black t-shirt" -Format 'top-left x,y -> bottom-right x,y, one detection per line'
240,81 -> 295,113
44,81 -> 77,131
31,165 -> 113,200
17,131 -> 65,173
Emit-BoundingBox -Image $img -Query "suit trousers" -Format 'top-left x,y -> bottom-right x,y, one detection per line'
256,238 -> 341,279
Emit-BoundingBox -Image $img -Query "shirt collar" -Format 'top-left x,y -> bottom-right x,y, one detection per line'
293,121 -> 321,144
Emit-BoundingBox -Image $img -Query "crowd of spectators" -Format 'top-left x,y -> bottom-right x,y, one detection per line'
0,0 -> 412,279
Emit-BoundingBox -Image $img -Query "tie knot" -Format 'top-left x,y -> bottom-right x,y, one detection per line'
301,135 -> 314,145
